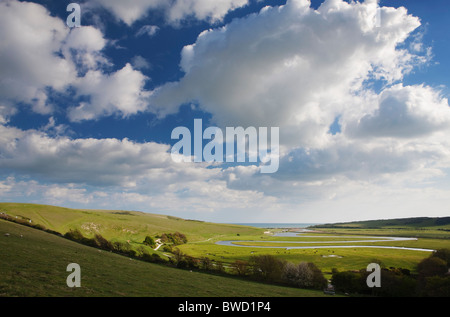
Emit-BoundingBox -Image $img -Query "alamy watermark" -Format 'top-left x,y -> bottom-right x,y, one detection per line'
66,263 -> 81,288
171,119 -> 280,174
66,3 -> 81,28
366,263 -> 381,288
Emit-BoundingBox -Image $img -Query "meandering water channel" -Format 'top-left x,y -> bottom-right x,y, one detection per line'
216,231 -> 435,252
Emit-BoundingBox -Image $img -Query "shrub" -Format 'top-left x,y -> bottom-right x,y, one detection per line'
64,229 -> 85,241
283,261 -> 327,290
331,271 -> 364,294
94,234 -> 113,250
421,276 -> 450,297
150,253 -> 165,264
200,257 -> 214,271
249,255 -> 286,283
418,257 -> 448,279
307,262 -> 328,289
160,232 -> 188,245
433,249 -> 450,267
162,245 -> 173,252
111,241 -> 135,257
231,260 -> 249,276
368,269 -> 417,297
214,261 -> 225,273
143,235 -> 156,248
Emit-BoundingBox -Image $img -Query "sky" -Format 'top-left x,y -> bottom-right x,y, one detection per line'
0,0 -> 450,224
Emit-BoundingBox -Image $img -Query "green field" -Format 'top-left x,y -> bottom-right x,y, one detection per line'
1,202 -> 449,296
178,239 -> 442,278
0,203 -> 263,243
0,219 -> 325,297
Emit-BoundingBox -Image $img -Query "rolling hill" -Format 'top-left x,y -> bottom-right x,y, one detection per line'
0,218 -> 325,297
310,217 -> 450,230
0,202 -> 262,244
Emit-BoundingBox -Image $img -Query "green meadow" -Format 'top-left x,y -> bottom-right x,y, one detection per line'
1,202 -> 449,296
0,218 -> 325,297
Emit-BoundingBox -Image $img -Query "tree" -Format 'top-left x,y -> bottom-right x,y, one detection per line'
94,234 -> 113,250
231,260 -> 249,276
200,257 -> 214,271
433,249 -> 450,267
418,257 -> 448,279
283,262 -> 299,284
296,262 -> 314,288
331,271 -> 363,294
160,232 -> 188,245
172,248 -> 184,263
214,261 -> 225,273
282,261 -> 327,290
422,276 -> 450,297
417,255 -> 449,293
249,255 -> 286,282
307,262 -> 328,289
143,235 -> 156,248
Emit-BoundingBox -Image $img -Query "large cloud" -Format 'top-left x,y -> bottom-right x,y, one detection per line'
344,84 -> 450,139
167,0 -> 249,25
149,0 -> 424,149
85,0 -> 167,26
0,124 -> 175,187
0,124 -> 280,219
68,63 -> 151,121
85,0 -> 249,26
0,0 -> 151,122
0,0 -> 75,116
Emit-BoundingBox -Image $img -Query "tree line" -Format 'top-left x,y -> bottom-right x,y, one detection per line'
64,228 -> 328,291
331,249 -> 450,297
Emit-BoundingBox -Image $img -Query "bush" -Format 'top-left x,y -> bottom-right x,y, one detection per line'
283,262 -> 327,290
64,229 -> 84,241
421,276 -> 450,297
111,241 -> 136,257
231,260 -> 249,276
160,232 -> 188,246
417,249 -> 450,294
370,269 -> 417,297
214,261 -> 225,273
94,234 -> 113,250
283,262 -> 328,289
143,235 -> 156,248
141,250 -> 166,264
433,249 -> 450,267
250,255 -> 286,283
418,257 -> 448,279
307,262 -> 328,290
331,267 -> 418,296
331,271 -> 365,294
162,245 -> 173,252
64,229 -> 96,247
150,253 -> 165,264
200,257 -> 214,271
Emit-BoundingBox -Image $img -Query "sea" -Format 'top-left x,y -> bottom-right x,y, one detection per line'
229,223 -> 323,229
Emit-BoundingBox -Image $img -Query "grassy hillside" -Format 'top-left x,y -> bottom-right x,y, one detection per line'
309,217 -> 450,239
2,202 -> 447,288
0,202 -> 262,244
311,217 -> 450,229
0,219 -> 326,297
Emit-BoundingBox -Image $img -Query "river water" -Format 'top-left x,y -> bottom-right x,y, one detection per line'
215,231 -> 435,252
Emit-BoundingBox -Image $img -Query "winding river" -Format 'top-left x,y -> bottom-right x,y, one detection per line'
216,232 -> 435,252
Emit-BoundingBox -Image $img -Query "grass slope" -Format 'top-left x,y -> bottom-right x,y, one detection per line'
310,217 -> 450,240
0,219 -> 326,297
312,217 -> 450,230
0,202 -> 262,243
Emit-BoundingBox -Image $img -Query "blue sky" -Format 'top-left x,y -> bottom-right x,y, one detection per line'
0,0 -> 449,223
